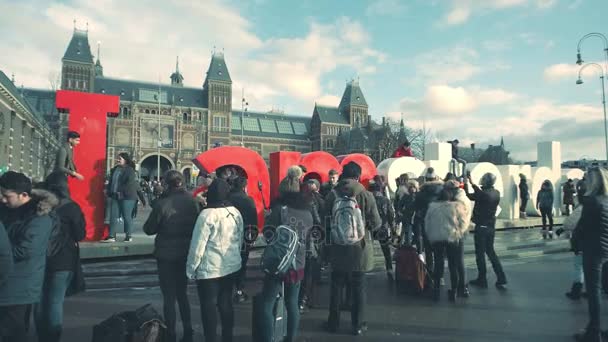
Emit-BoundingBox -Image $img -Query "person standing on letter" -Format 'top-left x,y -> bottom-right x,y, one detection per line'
54,131 -> 84,181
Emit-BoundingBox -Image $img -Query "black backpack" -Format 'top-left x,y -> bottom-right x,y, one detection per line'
92,304 -> 165,342
47,201 -> 69,258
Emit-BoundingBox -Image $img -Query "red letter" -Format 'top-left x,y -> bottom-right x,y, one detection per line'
193,146 -> 270,229
337,153 -> 376,188
269,151 -> 301,202
55,90 -> 119,241
299,151 -> 342,184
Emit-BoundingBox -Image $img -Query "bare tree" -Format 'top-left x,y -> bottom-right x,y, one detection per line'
48,71 -> 61,91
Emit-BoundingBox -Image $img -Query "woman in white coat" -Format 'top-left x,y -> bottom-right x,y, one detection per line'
186,178 -> 243,342
425,180 -> 472,302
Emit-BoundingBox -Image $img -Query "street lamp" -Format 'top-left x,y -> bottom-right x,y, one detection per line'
576,62 -> 608,161
576,32 -> 608,66
241,88 -> 248,147
155,77 -> 161,182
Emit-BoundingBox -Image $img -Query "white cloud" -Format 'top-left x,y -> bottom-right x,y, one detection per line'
543,62 -> 602,82
315,95 -> 341,107
440,0 -> 557,26
413,47 -> 481,83
0,2 -> 386,115
425,85 -> 477,114
366,0 -> 407,16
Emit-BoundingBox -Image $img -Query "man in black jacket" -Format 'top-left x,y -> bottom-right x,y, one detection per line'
465,172 -> 507,290
413,168 -> 443,271
320,169 -> 339,198
228,177 -> 258,303
54,131 -> 84,181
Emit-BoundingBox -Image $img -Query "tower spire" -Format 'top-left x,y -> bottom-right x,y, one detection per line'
94,41 -> 103,77
500,136 -> 505,148
176,56 -> 180,73
170,55 -> 184,87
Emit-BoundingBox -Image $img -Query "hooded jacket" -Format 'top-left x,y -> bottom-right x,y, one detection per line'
414,180 -> 444,224
144,188 -> 200,261
519,178 -> 530,201
537,182 -> 554,210
324,178 -> 381,273
563,181 -> 576,204
465,183 -> 500,227
186,206 -> 243,280
425,189 -> 472,243
0,189 -> 57,305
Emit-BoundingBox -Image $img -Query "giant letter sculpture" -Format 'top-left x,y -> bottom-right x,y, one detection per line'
55,90 -> 119,241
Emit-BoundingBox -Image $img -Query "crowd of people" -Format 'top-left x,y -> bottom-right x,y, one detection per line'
0,130 -> 607,342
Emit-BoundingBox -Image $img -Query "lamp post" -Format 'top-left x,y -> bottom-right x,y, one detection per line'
576,32 -> 608,68
576,62 -> 608,161
241,88 -> 248,147
157,78 -> 161,181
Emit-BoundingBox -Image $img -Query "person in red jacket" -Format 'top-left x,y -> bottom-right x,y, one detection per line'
392,139 -> 414,158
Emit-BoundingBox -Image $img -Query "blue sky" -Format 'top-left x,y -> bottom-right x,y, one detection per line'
1,0 -> 607,161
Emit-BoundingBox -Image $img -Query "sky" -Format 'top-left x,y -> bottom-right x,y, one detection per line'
1,0 -> 607,162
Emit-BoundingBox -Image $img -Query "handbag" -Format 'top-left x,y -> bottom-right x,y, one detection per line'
67,242 -> 86,297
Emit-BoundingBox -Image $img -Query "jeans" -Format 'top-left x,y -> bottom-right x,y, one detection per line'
473,225 -> 506,283
378,240 -> 392,271
235,247 -> 250,292
260,276 -> 301,342
328,271 -> 366,329
195,272 -> 237,342
574,254 -> 585,284
520,198 -> 528,213
0,304 -> 30,342
433,240 -> 466,290
539,207 -> 554,231
157,260 -> 192,341
401,222 -> 413,246
300,257 -> 321,304
34,271 -> 73,342
109,198 -> 136,238
582,254 -> 607,334
564,203 -> 574,216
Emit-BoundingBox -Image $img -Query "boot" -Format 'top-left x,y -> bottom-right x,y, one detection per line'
447,289 -> 456,302
457,286 -> 470,298
520,211 -> 527,219
566,282 -> 583,300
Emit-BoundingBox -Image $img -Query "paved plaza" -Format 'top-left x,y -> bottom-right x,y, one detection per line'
51,253 -> 596,342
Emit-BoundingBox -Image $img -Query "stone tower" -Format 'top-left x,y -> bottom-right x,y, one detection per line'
61,26 -> 95,92
203,51 -> 232,148
339,79 -> 369,128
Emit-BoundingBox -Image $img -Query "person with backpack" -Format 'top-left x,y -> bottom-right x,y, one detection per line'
299,178 -> 324,312
258,166 -> 313,342
425,180 -> 472,302
144,171 -> 199,342
186,178 -> 243,342
227,176 -> 258,304
537,180 -> 555,239
413,168 -> 444,272
323,162 -> 381,336
33,171 -> 86,342
370,181 -> 395,280
465,172 -> 507,290
0,171 -> 57,342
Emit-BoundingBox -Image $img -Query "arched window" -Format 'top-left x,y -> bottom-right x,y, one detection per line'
145,109 -> 150,114
151,110 -> 156,114
183,112 -> 190,123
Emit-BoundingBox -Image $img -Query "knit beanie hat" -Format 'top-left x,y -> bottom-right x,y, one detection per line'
279,166 -> 302,194
424,167 -> 438,181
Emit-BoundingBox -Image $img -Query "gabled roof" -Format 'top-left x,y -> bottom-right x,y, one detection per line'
21,88 -> 57,119
94,77 -> 207,108
231,110 -> 311,141
314,104 -> 349,125
205,52 -> 231,83
338,79 -> 368,109
0,71 -> 46,121
62,29 -> 94,64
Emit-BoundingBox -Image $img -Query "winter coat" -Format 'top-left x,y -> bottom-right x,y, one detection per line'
54,143 -> 77,176
537,189 -> 554,210
107,165 -> 139,200
320,182 -> 337,198
0,190 -> 57,305
465,183 -> 500,227
563,182 -> 576,205
425,189 -> 472,243
228,189 -> 258,232
519,180 -> 530,200
394,185 -> 408,212
266,192 -> 314,272
373,192 -> 395,236
392,146 -> 414,158
186,206 -> 243,280
414,181 -> 444,225
324,178 -> 381,273
144,188 -> 200,261
47,198 -> 86,273
0,222 -> 12,287
574,195 -> 608,258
